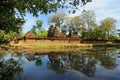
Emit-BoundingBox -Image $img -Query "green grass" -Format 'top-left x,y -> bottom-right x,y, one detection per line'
10,42 -> 120,50
10,43 -> 93,49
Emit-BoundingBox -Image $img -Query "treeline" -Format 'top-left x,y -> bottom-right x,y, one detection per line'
48,11 -> 118,40
0,10 -> 119,44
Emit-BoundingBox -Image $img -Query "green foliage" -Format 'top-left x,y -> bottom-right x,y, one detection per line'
100,17 -> 116,40
0,0 -> 90,33
57,11 -> 118,40
31,25 -> 37,34
61,16 -> 85,36
36,29 -> 48,38
19,31 -> 25,37
36,20 -> 43,30
0,30 -> 17,44
0,0 -> 90,44
0,58 -> 23,80
31,20 -> 43,34
48,12 -> 67,31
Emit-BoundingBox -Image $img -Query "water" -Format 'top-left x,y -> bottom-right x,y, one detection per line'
0,48 -> 120,80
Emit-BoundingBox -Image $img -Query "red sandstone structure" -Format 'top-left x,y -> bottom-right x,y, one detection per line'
16,26 -> 80,44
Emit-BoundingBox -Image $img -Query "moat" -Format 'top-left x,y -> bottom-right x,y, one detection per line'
0,48 -> 120,80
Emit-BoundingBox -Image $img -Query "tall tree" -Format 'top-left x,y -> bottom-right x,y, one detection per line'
31,25 -> 37,34
48,12 -> 67,31
61,16 -> 85,36
81,10 -> 96,29
100,17 -> 116,40
36,20 -> 43,30
80,10 -> 96,38
31,20 -> 43,34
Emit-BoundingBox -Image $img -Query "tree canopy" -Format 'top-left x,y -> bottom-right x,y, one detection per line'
0,0 -> 91,33
100,17 -> 117,40
48,10 -> 118,40
31,20 -> 43,34
48,12 -> 67,31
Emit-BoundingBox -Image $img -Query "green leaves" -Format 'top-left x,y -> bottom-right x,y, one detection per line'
0,0 -> 91,44
36,20 -> 43,30
100,17 -> 117,40
0,0 -> 90,33
31,20 -> 43,34
48,12 -> 67,32
36,29 -> 48,38
0,30 -> 16,44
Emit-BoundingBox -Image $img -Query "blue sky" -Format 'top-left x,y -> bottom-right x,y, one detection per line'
22,0 -> 120,33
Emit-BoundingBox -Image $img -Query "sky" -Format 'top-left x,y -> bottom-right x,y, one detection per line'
22,0 -> 120,33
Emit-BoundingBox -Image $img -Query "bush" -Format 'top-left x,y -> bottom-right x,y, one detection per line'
36,29 -> 48,38
0,30 -> 16,44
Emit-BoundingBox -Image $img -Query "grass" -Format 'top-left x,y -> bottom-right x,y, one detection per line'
10,43 -> 93,49
9,42 -> 120,50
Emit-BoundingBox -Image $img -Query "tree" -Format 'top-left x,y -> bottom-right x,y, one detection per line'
81,10 -> 96,29
48,12 -> 67,31
36,20 -> 43,30
0,58 -> 23,80
61,16 -> 85,37
36,29 -> 48,38
0,0 -> 91,44
0,30 -> 16,44
0,0 -> 91,33
88,25 -> 103,39
100,17 -> 116,40
80,10 -> 96,38
31,25 -> 37,34
31,20 -> 43,34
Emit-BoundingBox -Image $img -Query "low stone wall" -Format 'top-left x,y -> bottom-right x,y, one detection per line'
18,38 -> 80,44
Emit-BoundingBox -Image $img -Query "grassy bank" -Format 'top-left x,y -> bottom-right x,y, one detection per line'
9,42 -> 120,50
10,43 -> 93,50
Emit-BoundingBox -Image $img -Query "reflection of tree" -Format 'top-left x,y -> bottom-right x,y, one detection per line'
98,50 -> 116,69
0,58 -> 23,80
47,49 -> 117,77
47,52 -> 96,76
48,55 -> 66,74
0,51 -> 6,60
25,54 -> 43,66
35,56 -> 42,66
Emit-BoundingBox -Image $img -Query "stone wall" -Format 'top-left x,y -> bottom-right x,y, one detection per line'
18,38 -> 80,44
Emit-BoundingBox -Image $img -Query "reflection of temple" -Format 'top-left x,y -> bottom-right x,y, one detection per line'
25,53 -> 43,66
25,54 -> 35,61
47,50 -> 117,77
47,53 -> 96,76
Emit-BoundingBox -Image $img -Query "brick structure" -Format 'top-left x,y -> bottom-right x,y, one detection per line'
25,31 -> 36,38
47,25 -> 66,38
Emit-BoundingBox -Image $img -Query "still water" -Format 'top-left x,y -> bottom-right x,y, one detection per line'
0,48 -> 120,80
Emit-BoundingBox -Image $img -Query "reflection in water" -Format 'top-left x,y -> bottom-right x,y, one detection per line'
47,49 -> 117,77
0,48 -> 120,80
0,51 -> 24,80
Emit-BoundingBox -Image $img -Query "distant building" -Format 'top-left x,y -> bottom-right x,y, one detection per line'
25,31 -> 36,38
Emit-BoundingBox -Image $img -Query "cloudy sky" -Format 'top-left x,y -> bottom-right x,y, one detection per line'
23,0 -> 120,33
